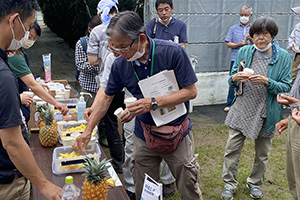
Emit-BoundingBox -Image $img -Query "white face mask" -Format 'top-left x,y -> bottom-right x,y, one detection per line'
22,39 -> 35,49
253,42 -> 272,52
240,16 -> 249,24
7,17 -> 30,51
127,38 -> 145,62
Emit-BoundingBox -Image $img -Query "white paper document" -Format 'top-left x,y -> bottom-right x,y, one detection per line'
141,174 -> 163,200
138,70 -> 186,127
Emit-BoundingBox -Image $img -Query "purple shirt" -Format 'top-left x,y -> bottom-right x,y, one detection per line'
225,22 -> 251,61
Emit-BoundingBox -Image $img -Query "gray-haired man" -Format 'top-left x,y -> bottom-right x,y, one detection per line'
73,11 -> 202,200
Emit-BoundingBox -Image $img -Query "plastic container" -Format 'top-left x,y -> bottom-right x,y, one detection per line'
52,144 -> 101,175
57,121 -> 98,145
61,176 -> 80,200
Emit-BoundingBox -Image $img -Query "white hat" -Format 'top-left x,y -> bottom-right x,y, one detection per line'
291,6 -> 300,14
97,0 -> 118,15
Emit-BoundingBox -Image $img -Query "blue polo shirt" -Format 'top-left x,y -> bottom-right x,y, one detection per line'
0,48 -> 29,184
146,18 -> 188,43
105,38 -> 197,140
225,22 -> 251,61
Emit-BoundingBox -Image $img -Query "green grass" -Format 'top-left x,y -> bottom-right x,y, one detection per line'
165,124 -> 292,200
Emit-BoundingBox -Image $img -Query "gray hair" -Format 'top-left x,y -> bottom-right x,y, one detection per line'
106,11 -> 145,41
241,5 -> 253,15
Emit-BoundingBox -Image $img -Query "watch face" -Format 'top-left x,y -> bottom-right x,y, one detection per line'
151,98 -> 158,110
151,103 -> 158,110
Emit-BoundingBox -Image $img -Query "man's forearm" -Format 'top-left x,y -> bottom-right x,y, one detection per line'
0,126 -> 49,191
86,87 -> 114,133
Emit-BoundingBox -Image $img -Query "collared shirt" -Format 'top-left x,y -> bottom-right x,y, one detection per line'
0,48 -> 28,184
225,22 -> 251,61
288,22 -> 300,52
146,18 -> 188,43
75,36 -> 100,93
105,37 -> 197,141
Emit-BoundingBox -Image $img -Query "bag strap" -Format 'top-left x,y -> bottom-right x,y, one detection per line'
80,36 -> 87,53
76,37 -> 88,80
152,18 -> 158,38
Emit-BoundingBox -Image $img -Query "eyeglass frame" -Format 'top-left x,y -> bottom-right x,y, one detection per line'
108,39 -> 136,53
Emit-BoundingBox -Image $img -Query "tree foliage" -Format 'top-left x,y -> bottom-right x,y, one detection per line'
38,0 -> 144,48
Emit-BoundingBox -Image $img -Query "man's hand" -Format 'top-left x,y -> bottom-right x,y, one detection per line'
232,72 -> 251,82
83,107 -> 93,122
126,98 -> 152,116
120,108 -> 135,123
249,75 -> 269,85
72,131 -> 92,153
20,93 -> 33,107
245,33 -> 253,44
39,181 -> 62,200
275,118 -> 288,134
292,108 -> 300,126
54,102 -> 69,115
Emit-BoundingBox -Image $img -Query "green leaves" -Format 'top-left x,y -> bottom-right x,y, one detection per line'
83,156 -> 111,184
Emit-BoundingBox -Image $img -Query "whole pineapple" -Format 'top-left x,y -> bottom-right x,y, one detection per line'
82,157 -> 110,200
39,107 -> 58,147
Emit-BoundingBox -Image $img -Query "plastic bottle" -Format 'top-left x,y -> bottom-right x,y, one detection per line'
61,176 -> 80,200
77,92 -> 91,121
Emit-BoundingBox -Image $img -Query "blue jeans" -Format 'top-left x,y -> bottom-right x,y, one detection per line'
226,61 -> 235,107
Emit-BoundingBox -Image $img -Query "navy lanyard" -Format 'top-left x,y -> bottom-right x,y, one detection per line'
131,40 -> 155,81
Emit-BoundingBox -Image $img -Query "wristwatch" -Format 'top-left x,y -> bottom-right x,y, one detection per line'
151,97 -> 158,111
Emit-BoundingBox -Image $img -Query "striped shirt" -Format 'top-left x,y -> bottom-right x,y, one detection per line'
225,22 -> 251,61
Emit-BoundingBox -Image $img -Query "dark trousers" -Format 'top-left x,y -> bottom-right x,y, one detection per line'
103,90 -> 125,172
226,61 -> 235,107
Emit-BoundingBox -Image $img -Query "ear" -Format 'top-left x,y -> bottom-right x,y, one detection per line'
8,13 -> 19,28
87,27 -> 92,34
140,33 -> 147,44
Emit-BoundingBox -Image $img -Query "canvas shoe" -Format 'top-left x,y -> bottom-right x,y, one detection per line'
246,183 -> 263,199
221,188 -> 235,200
224,107 -> 230,112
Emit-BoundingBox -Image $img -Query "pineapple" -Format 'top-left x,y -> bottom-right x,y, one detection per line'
36,104 -> 48,127
82,157 -> 111,200
39,107 -> 58,147
37,105 -> 57,129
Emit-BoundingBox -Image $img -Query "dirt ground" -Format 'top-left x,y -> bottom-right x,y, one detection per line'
26,23 -> 77,87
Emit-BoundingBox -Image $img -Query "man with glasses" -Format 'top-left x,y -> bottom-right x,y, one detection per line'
223,5 -> 253,112
0,1 -> 61,199
146,0 -> 187,48
73,11 -> 203,200
86,0 -> 125,175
